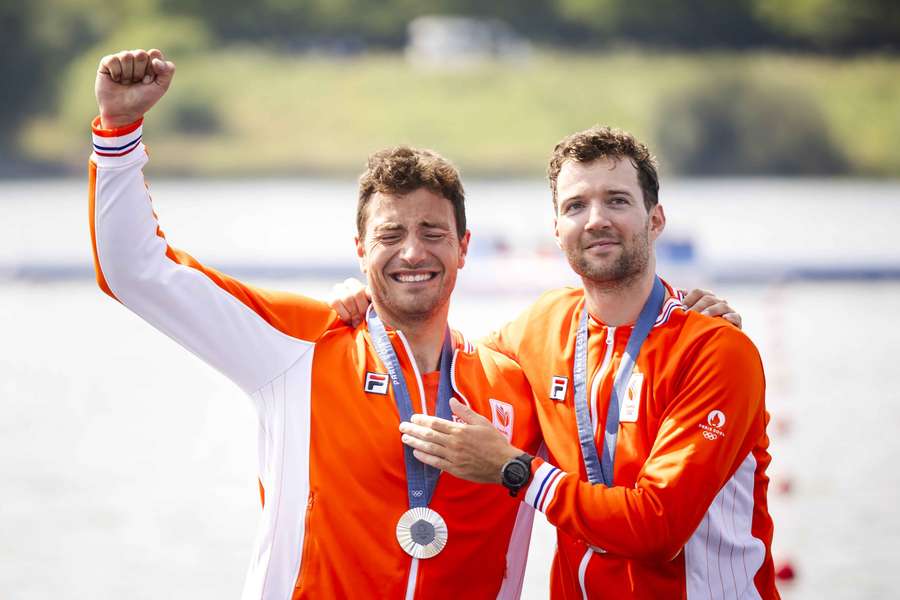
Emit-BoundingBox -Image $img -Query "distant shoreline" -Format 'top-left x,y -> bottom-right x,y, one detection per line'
14,50 -> 900,178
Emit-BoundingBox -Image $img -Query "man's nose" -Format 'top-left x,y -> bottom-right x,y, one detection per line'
399,236 -> 428,265
585,202 -> 612,231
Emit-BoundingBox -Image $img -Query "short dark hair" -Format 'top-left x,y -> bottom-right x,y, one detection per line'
548,126 -> 659,212
357,146 -> 466,239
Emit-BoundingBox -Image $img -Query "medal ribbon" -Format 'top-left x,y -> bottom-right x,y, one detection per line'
573,276 -> 666,486
367,307 -> 453,508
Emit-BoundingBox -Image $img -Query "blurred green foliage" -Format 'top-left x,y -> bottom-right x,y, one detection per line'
153,0 -> 899,50
21,50 -> 899,177
1,0 -> 165,155
0,3 -> 36,149
555,0 -> 773,48
3,0 -> 898,175
657,76 -> 847,175
755,0 -> 900,50
52,16 -> 213,130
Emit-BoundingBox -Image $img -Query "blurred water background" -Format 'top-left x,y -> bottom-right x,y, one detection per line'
2,177 -> 900,599
4,1 -> 900,598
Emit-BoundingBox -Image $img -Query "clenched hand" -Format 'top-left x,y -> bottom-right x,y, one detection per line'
96,48 -> 175,129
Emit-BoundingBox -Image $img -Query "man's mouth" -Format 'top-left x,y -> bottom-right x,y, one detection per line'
390,271 -> 438,283
584,239 -> 619,250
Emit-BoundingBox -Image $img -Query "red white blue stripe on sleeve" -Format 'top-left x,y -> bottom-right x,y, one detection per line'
91,117 -> 144,166
524,461 -> 565,513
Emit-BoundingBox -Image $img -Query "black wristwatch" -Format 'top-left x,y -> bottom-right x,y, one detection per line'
500,453 -> 535,497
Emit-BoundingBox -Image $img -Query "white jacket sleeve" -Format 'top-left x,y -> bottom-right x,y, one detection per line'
89,117 -> 332,395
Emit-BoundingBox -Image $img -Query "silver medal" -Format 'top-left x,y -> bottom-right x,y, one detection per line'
396,507 -> 448,559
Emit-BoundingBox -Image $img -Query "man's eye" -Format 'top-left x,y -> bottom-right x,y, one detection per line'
610,196 -> 629,205
424,232 -> 445,240
564,201 -> 584,213
380,234 -> 402,243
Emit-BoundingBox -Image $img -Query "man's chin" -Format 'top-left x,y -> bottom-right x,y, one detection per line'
371,279 -> 455,323
392,307 -> 440,325
571,258 -> 628,284
569,255 -> 611,278
377,295 -> 444,323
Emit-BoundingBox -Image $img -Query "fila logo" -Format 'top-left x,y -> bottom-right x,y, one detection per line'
489,399 -> 514,441
364,372 -> 389,395
549,376 -> 569,401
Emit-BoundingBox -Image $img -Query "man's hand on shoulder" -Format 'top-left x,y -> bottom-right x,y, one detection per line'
682,288 -> 742,329
327,277 -> 370,328
96,48 -> 175,129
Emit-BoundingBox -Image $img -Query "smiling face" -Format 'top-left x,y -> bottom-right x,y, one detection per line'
356,188 -> 470,327
554,157 -> 665,287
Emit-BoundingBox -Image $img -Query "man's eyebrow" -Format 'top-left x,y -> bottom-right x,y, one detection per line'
420,220 -> 451,229
559,193 -> 584,205
606,187 -> 635,197
374,222 -> 404,231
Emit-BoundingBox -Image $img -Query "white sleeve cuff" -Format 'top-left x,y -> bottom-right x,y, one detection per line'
523,461 -> 565,513
91,118 -> 145,168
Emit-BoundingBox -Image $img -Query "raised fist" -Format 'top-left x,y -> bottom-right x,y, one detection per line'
95,48 -> 175,129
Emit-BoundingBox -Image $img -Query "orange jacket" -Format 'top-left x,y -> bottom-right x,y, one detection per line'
88,118 -> 543,600
488,286 -> 779,599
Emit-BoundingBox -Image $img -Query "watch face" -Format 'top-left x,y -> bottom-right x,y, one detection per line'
505,461 -> 529,486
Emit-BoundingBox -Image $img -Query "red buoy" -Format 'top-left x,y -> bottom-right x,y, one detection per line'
775,477 -> 793,495
774,560 -> 796,582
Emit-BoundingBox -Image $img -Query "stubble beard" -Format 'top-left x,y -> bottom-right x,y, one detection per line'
370,274 -> 453,328
567,226 -> 651,290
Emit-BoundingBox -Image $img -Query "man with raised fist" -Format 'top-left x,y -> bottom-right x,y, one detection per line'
89,48 -> 545,600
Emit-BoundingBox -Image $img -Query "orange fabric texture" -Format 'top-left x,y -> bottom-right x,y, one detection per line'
489,286 -> 779,599
292,327 -> 541,599
421,371 -> 440,416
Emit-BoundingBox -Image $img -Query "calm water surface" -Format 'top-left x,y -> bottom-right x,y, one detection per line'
2,178 -> 899,599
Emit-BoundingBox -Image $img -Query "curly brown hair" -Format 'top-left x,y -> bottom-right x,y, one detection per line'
548,126 -> 659,212
357,146 -> 466,240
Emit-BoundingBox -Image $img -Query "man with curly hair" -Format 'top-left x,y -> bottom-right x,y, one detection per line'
400,126 -> 780,599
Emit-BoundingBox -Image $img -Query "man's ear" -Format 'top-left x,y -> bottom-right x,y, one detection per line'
457,230 -> 471,269
355,236 -> 367,273
649,204 -> 666,241
553,217 -> 563,250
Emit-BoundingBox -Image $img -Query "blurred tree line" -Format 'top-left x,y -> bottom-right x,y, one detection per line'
2,0 -> 897,173
1,0 -> 164,163
92,0 -> 900,51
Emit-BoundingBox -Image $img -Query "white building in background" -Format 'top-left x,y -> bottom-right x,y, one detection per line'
406,16 -> 531,68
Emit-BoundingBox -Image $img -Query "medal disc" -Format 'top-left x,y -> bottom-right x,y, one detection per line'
396,507 -> 448,559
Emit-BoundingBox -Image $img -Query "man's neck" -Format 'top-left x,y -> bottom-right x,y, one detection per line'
582,264 -> 658,327
373,301 -> 448,373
